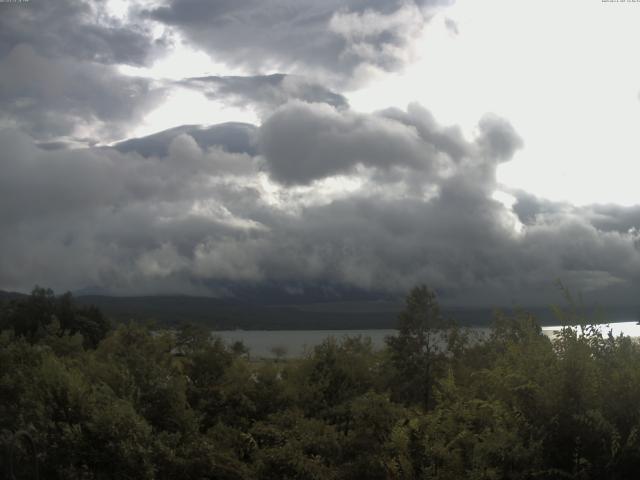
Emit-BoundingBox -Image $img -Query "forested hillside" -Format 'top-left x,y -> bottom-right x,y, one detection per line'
2,286 -> 640,479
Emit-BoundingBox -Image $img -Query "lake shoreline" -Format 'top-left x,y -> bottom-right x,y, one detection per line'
209,321 -> 640,358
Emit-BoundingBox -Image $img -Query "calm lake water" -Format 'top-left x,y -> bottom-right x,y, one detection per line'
213,321 -> 640,358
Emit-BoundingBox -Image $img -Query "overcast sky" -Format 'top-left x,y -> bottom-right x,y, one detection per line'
1,0 -> 640,306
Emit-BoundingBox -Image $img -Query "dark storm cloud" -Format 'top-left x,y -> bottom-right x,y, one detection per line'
145,0 -> 453,83
0,1 -> 168,141
36,140 -> 75,151
512,191 -> 571,226
2,104 -> 639,305
586,204 -> 640,235
512,191 -> 640,234
182,74 -> 349,112
0,127 -> 260,293
1,0 -> 637,307
0,44 -> 165,141
0,0 -> 162,66
258,102 -> 510,186
259,101 -> 436,185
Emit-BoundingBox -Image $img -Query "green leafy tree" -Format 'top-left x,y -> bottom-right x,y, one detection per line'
0,288 -> 109,348
2,286 -> 56,341
386,285 -> 448,409
250,409 -> 341,480
292,336 -> 381,423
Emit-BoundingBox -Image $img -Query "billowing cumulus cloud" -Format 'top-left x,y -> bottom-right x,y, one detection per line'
1,103 -> 639,306
259,101 -> 437,185
477,114 -> 524,162
145,0 -> 453,84
258,101 -> 508,187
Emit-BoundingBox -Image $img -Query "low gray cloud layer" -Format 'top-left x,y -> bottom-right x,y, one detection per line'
1,102 -> 639,306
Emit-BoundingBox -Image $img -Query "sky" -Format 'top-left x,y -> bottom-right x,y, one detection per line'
1,0 -> 640,306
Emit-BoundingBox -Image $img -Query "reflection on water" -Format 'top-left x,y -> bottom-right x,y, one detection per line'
214,322 -> 640,359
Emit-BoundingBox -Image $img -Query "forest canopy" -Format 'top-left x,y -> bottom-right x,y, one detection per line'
2,286 -> 640,479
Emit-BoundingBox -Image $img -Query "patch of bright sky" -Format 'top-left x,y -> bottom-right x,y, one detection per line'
492,190 -> 524,235
118,37 -> 259,139
350,0 -> 640,207
128,87 -> 259,139
104,0 -> 129,20
108,0 -> 259,140
257,173 -> 366,213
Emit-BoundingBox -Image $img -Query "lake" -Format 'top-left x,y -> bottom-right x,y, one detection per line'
213,329 -> 397,359
213,321 -> 640,358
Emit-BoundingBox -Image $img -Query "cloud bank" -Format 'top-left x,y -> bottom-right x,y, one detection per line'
1,0 -> 639,308
2,101 -> 639,306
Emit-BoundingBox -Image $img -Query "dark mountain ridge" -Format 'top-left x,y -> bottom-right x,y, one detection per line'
2,289 -> 638,331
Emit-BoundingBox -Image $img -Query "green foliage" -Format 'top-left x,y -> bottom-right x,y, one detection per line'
251,409 -> 341,479
386,285 -> 449,409
4,284 -> 640,479
0,287 -> 110,348
292,335 -> 384,422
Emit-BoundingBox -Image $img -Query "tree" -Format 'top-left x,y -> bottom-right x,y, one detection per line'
3,286 -> 56,341
293,336 -> 379,421
231,340 -> 250,358
175,321 -> 211,353
270,345 -> 288,362
386,285 -> 447,409
0,288 -> 109,348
